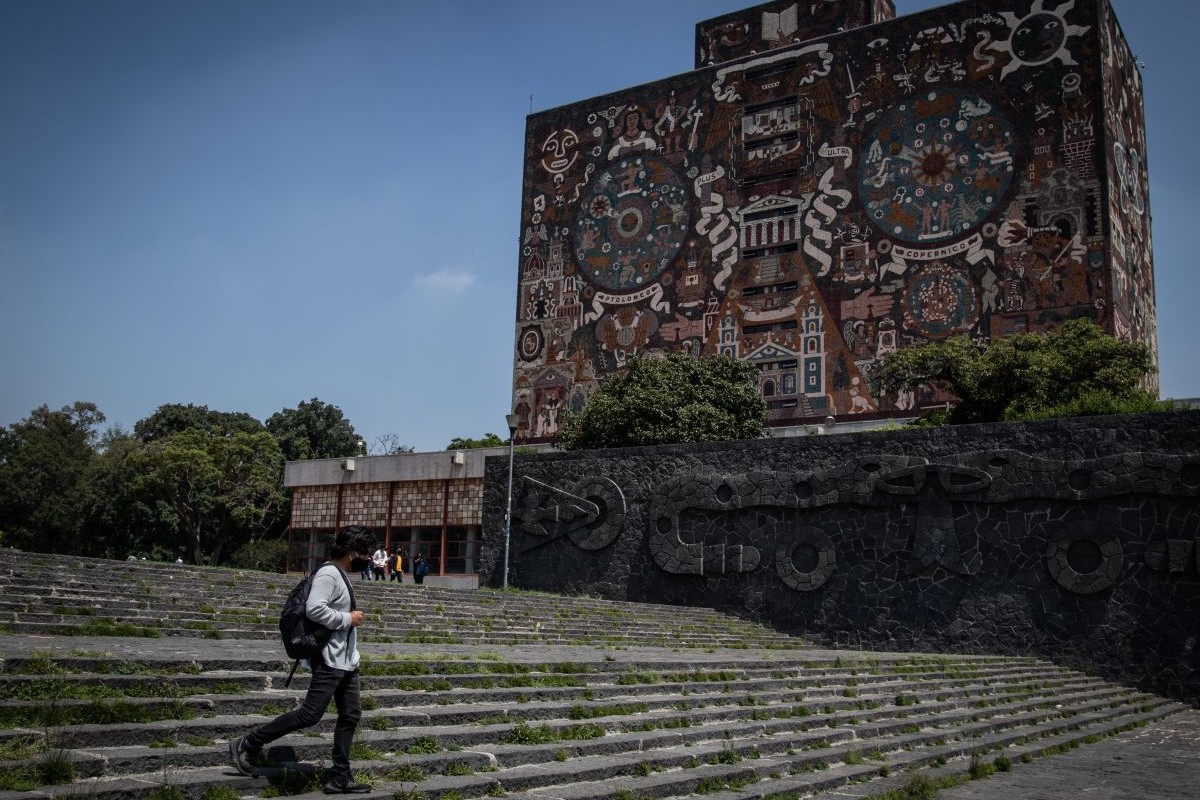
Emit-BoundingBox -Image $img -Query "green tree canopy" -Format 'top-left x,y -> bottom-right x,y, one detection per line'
556,354 -> 766,450
126,428 -> 286,565
0,402 -> 104,553
79,428 -> 179,560
878,317 -> 1161,425
266,398 -> 360,461
446,433 -> 507,450
134,403 -> 263,442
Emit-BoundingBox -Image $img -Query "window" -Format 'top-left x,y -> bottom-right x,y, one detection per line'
743,169 -> 798,187
288,528 -> 333,573
742,242 -> 799,260
744,320 -> 798,336
444,526 -> 480,574
415,526 -> 443,574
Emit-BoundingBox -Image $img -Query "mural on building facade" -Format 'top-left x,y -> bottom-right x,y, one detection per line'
512,0 -> 1154,441
695,0 -> 896,68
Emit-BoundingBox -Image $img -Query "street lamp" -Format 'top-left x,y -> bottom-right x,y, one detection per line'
503,412 -> 520,589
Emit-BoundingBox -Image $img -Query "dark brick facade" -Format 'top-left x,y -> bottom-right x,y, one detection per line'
512,0 -> 1155,442
481,412 -> 1200,704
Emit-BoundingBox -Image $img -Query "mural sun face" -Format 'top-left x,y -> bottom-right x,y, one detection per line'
540,129 -> 581,177
993,0 -> 1091,79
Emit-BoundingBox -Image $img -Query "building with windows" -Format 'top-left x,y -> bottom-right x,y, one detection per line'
284,449 -> 504,585
511,0 -> 1154,443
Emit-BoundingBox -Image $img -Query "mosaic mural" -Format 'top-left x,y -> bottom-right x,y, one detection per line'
513,0 -> 1155,441
695,0 -> 896,68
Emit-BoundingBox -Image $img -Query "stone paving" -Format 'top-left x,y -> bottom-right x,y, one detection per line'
932,709 -> 1200,800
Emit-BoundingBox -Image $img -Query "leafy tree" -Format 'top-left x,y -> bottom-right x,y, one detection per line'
879,317 -> 1162,425
227,538 -> 289,572
78,429 -> 178,560
266,398 -> 361,461
446,433 -> 507,450
556,354 -> 766,450
134,403 -> 264,442
0,402 -> 104,553
126,428 -> 286,565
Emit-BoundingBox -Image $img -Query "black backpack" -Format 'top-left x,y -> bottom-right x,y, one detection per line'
280,563 -> 355,685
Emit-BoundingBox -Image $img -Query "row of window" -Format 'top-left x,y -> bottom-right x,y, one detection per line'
288,526 -> 481,575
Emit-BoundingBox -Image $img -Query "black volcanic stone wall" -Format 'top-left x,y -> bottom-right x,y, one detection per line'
481,412 -> 1200,704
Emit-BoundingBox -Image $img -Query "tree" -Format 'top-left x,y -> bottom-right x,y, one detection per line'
79,429 -> 179,560
134,403 -> 263,442
369,433 -> 415,455
879,317 -> 1162,425
0,402 -> 105,553
266,398 -> 361,461
446,433 -> 507,450
126,428 -> 286,565
556,354 -> 766,450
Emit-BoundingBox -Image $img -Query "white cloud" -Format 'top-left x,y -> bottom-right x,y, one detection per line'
413,269 -> 476,292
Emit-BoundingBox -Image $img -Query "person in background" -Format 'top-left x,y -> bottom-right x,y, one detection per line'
413,552 -> 428,585
371,546 -> 388,581
389,549 -> 404,583
229,525 -> 375,794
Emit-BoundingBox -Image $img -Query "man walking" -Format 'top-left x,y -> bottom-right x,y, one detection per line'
229,526 -> 375,794
371,545 -> 388,580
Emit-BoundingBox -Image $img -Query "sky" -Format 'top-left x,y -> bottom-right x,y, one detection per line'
1,0 -> 1196,454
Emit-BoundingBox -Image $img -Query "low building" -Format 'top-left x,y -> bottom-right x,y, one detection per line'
284,448 -> 510,586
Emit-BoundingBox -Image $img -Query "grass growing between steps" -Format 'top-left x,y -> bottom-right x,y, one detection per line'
54,618 -> 162,637
0,677 -> 242,700
0,740 -> 76,791
504,721 -> 606,744
0,698 -> 197,727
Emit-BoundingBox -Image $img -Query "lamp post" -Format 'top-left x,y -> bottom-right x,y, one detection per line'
503,413 -> 520,589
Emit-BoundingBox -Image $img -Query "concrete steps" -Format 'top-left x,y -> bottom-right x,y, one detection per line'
0,552 -> 800,650
0,551 -> 1191,799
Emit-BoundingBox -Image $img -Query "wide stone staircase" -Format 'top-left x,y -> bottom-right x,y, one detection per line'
0,550 -> 1190,800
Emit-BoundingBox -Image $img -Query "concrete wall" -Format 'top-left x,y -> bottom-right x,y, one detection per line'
481,412 -> 1200,704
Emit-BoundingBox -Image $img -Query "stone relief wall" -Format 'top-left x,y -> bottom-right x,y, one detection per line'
480,412 -> 1200,704
512,0 -> 1154,443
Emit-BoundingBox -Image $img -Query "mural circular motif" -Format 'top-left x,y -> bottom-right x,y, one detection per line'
517,325 -> 545,363
902,263 -> 979,338
859,88 -> 1015,245
566,477 -> 627,551
774,527 -> 837,592
1045,523 -> 1124,595
574,156 -> 690,292
1011,13 -> 1067,65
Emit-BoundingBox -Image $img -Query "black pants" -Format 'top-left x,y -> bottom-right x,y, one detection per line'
243,660 -> 361,778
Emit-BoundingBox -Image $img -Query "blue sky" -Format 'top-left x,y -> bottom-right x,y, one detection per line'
2,0 -> 1195,453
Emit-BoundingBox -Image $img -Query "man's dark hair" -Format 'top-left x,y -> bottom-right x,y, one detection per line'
331,526 -> 375,559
